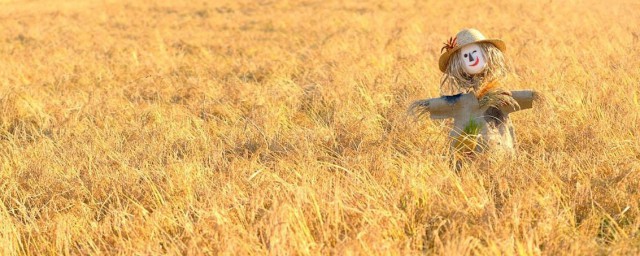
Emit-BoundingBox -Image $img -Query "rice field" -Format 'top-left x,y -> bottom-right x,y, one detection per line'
0,0 -> 639,254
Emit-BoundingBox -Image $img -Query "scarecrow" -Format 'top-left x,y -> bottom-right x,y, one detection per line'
409,28 -> 537,161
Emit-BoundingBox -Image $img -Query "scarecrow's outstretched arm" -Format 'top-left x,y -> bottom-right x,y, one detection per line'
409,94 -> 462,119
504,90 -> 536,113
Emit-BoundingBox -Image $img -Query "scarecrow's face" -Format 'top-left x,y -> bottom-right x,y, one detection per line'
459,43 -> 487,75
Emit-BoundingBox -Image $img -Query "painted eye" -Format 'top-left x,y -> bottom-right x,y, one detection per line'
463,53 -> 468,57
473,50 -> 477,53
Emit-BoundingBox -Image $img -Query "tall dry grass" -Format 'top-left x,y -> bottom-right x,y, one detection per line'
0,0 -> 638,254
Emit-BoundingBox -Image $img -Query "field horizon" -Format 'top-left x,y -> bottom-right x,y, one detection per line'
0,0 -> 639,254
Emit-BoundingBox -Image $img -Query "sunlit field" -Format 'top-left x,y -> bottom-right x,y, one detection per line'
0,0 -> 639,254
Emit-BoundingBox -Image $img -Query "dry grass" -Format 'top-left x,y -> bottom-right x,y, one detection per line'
0,0 -> 639,254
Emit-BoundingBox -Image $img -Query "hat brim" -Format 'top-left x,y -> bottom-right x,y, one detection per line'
438,39 -> 506,72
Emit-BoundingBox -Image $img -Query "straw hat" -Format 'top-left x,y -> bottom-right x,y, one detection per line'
438,28 -> 506,72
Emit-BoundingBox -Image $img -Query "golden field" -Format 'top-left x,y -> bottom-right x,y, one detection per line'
0,0 -> 639,254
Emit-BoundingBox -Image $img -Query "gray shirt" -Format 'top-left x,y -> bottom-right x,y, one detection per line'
423,90 -> 535,153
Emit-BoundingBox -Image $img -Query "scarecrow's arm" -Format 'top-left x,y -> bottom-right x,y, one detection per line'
504,90 -> 536,113
408,94 -> 462,119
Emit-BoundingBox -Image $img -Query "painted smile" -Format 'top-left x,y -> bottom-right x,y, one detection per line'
469,56 -> 480,67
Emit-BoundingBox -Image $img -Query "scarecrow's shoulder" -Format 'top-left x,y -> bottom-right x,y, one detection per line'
437,92 -> 476,105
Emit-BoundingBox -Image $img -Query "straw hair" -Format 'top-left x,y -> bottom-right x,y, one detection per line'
439,28 -> 506,72
439,42 -> 508,95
